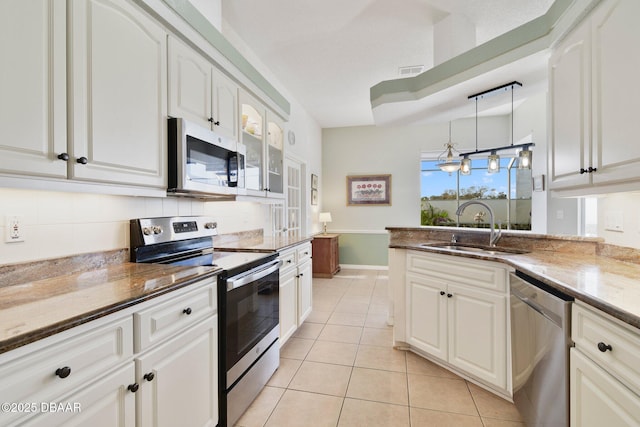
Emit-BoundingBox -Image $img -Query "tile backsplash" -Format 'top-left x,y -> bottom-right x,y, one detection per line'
0,188 -> 266,265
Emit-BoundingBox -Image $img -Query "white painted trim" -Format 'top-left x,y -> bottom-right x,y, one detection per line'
339,264 -> 388,271
329,229 -> 389,235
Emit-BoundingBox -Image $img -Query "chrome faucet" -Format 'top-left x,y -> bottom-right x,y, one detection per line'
455,200 -> 502,247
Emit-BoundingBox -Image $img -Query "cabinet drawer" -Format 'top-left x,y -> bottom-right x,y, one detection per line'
134,279 -> 216,353
407,251 -> 507,293
296,243 -> 312,263
0,315 -> 132,425
572,302 -> 640,395
278,248 -> 296,274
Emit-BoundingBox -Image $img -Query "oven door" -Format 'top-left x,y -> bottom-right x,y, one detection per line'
225,260 -> 280,386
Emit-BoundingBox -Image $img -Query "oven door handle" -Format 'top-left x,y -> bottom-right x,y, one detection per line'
227,260 -> 281,290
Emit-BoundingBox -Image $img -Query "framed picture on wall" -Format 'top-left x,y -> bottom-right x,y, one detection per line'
311,188 -> 318,205
311,174 -> 318,190
346,174 -> 391,206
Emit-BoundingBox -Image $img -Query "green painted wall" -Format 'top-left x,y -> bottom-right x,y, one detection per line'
338,233 -> 389,267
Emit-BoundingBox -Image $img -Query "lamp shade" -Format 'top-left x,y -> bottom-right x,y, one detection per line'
319,212 -> 332,223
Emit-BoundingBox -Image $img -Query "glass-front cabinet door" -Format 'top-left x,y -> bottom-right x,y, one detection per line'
240,92 -> 264,195
266,113 -> 285,197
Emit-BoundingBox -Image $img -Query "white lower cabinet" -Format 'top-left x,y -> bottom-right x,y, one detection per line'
570,302 -> 640,426
278,242 -> 313,345
404,251 -> 508,393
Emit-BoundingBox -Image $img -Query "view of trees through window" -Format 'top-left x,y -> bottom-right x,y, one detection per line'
420,157 -> 532,230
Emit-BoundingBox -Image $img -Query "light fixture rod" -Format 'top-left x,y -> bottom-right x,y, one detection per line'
467,81 -> 522,100
459,142 -> 535,158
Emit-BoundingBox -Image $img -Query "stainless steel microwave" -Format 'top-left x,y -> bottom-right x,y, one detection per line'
168,117 -> 245,199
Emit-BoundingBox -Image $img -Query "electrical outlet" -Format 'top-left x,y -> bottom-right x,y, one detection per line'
5,215 -> 24,243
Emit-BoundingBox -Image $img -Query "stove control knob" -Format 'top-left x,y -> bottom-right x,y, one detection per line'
152,226 -> 163,235
143,227 -> 152,236
204,222 -> 217,230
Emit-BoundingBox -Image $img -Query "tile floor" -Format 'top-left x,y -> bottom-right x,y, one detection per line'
235,269 -> 525,427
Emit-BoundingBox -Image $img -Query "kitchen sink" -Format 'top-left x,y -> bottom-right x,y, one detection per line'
420,242 -> 529,255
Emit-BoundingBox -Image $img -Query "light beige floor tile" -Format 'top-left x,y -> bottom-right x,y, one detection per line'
346,367 -> 408,405
306,340 -> 358,366
288,360 -> 352,396
234,386 -> 284,427
317,324 -> 363,344
405,351 -> 459,379
340,294 -> 372,305
410,407 -> 483,427
467,382 -> 523,422
355,345 -> 407,372
267,358 -> 302,388
408,374 -> 478,416
280,337 -> 314,360
481,418 -> 527,427
265,389 -> 343,427
360,327 -> 393,347
365,312 -> 392,329
367,302 -> 389,314
338,398 -> 410,427
334,300 -> 370,314
305,310 -> 332,324
327,311 -> 367,327
292,322 -> 324,339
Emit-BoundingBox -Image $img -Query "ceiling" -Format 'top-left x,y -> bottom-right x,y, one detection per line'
221,0 -> 555,128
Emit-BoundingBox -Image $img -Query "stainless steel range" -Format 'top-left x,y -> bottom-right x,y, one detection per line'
130,216 -> 280,427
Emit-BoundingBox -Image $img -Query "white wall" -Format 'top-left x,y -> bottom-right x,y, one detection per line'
598,192 -> 640,249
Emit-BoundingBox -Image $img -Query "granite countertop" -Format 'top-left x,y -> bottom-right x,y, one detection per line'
0,262 -> 219,354
390,231 -> 640,330
214,234 -> 313,253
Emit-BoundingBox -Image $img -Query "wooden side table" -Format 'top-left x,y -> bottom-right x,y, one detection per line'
311,234 -> 340,278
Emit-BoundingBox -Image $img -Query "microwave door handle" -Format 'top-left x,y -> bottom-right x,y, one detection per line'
227,260 -> 281,290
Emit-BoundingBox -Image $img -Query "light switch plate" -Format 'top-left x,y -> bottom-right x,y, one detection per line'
5,215 -> 24,243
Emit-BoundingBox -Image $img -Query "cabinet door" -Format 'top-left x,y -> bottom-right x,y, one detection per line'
0,0 -> 67,178
136,317 -> 218,427
447,283 -> 507,389
548,17 -> 591,190
240,91 -> 265,195
23,363 -> 136,427
265,112 -> 285,197
297,259 -> 313,325
279,268 -> 298,345
591,0 -> 640,185
212,68 -> 238,141
405,272 -> 447,360
571,348 -> 640,427
168,36 -> 212,129
69,0 -> 167,188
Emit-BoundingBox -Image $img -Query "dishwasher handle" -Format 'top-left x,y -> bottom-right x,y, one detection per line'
511,289 -> 563,328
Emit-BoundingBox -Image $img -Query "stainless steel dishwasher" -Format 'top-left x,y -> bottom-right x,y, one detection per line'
510,270 -> 573,427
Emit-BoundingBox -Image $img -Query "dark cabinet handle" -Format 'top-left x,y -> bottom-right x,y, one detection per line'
580,167 -> 598,174
76,157 -> 88,164
447,293 -> 453,298
143,372 -> 155,382
580,168 -> 587,174
299,273 -> 304,277
287,260 -> 292,264
128,383 -> 139,393
589,167 -> 597,173
55,367 -> 71,378
207,117 -> 221,126
57,153 -> 69,161
183,307 -> 192,315
440,291 -> 445,296
597,342 -> 612,352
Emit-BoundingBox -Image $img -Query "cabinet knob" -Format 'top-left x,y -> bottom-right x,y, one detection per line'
299,273 -> 304,277
287,260 -> 292,264
597,342 -> 612,352
57,153 -> 69,161
183,307 -> 192,315
55,366 -> 71,379
128,383 -> 139,393
143,372 -> 155,382
589,166 -> 597,173
580,167 -> 598,174
76,156 -> 88,165
447,293 -> 453,298
580,168 -> 587,174
440,291 -> 445,296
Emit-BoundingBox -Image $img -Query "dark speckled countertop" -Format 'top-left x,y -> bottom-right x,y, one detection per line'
388,226 -> 640,330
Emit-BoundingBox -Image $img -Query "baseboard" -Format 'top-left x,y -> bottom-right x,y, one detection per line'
339,264 -> 388,271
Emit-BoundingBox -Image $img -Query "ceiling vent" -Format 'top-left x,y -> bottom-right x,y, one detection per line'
398,65 -> 424,78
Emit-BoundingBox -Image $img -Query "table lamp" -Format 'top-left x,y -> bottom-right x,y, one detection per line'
319,212 -> 332,234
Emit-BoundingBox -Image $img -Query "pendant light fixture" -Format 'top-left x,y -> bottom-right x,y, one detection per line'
458,81 -> 534,174
436,122 -> 460,174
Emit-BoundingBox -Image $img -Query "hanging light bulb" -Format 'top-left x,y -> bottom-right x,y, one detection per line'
518,145 -> 532,169
487,151 -> 500,174
437,122 -> 460,174
460,156 -> 472,175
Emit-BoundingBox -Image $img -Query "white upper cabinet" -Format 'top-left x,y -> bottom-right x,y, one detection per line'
168,37 -> 238,141
0,0 -> 67,178
68,0 -> 167,188
549,0 -> 640,193
266,112 -> 285,197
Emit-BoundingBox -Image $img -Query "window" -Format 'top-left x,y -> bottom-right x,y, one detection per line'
420,157 -> 532,230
